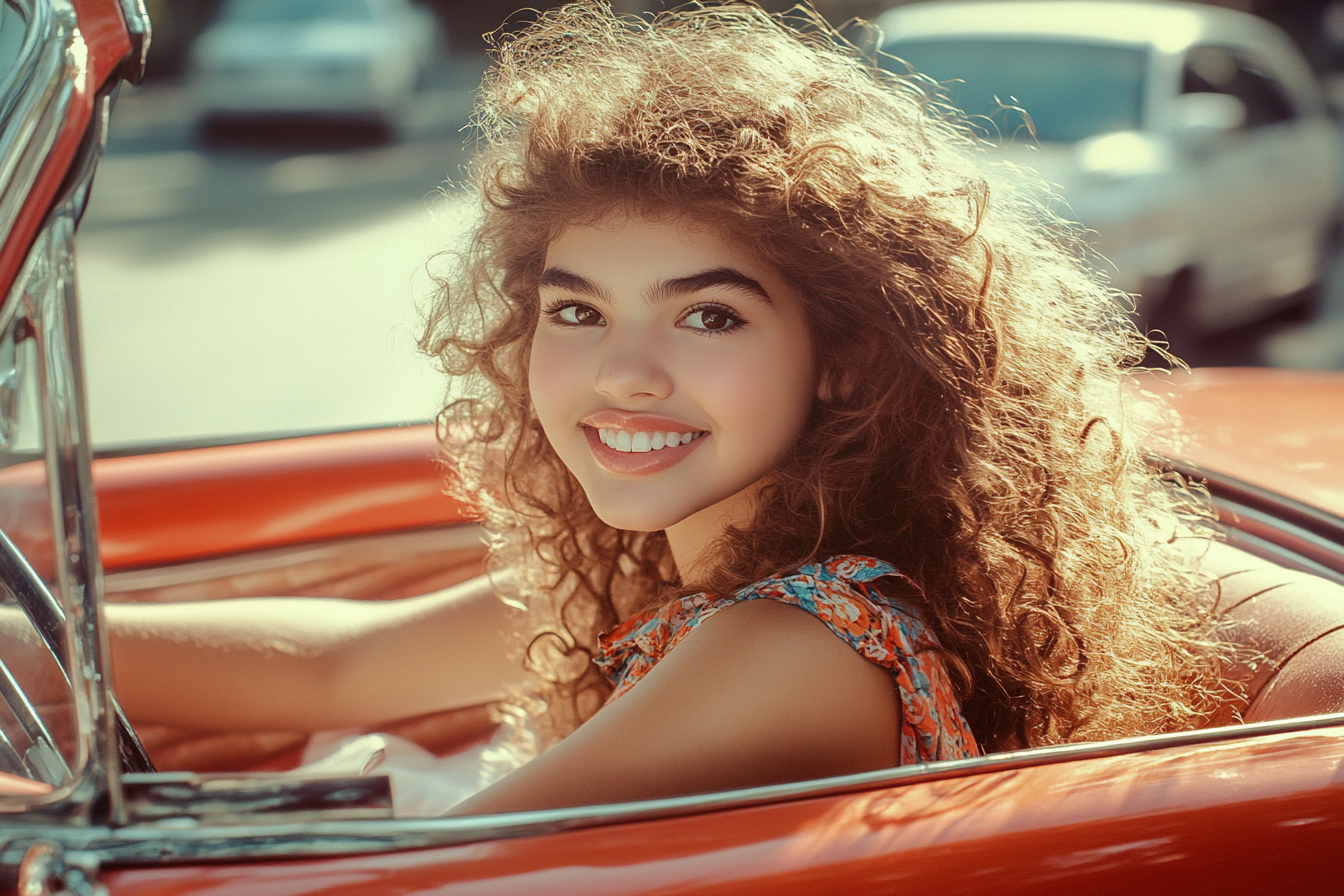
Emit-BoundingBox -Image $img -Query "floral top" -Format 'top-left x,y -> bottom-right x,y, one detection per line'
594,554 -> 979,765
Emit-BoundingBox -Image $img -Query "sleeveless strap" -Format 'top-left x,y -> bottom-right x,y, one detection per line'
595,555 -> 979,764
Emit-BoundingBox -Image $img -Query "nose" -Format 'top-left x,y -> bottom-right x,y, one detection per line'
593,327 -> 673,402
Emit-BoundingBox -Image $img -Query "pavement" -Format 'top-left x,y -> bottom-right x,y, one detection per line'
78,72 -> 483,449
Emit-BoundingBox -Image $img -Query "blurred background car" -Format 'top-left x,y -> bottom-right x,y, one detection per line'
187,0 -> 444,137
878,0 -> 1342,361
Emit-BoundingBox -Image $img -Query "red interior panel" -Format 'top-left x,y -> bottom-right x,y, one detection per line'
90,425 -> 475,571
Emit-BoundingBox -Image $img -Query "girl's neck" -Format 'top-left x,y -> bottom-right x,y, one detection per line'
665,479 -> 764,588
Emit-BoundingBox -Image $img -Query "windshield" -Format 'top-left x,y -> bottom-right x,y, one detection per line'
220,0 -> 375,25
882,39 -> 1148,143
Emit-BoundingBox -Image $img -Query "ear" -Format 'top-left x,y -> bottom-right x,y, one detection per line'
816,370 -> 834,403
816,367 -> 854,404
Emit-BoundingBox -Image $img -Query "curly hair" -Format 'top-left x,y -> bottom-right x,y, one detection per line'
421,1 -> 1229,758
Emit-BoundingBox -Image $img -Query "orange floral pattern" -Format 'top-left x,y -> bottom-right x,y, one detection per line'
595,555 -> 979,764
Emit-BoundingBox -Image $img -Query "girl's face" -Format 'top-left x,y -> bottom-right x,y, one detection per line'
529,212 -> 817,540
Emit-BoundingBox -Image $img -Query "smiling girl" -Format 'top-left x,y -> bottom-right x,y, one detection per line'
101,1 -> 1230,816
414,1 -> 1229,814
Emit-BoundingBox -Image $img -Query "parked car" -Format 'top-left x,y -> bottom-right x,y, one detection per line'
877,1 -> 1342,353
0,0 -> 1342,893
187,0 -> 443,135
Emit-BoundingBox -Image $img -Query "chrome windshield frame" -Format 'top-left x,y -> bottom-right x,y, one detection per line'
0,0 -> 77,256
0,0 -> 131,824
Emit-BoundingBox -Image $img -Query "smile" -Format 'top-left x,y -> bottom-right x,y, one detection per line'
597,429 -> 706,453
582,424 -> 708,475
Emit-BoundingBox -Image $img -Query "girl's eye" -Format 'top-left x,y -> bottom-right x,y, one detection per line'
681,304 -> 743,334
545,302 -> 605,327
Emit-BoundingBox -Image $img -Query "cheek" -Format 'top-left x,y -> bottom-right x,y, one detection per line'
528,333 -> 579,432
691,342 -> 815,452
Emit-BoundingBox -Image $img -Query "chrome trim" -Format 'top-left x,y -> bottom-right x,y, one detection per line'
0,649 -> 70,784
3,712 -> 1340,864
0,198 -> 93,820
121,772 -> 391,825
1162,457 -> 1344,579
1219,503 -> 1344,586
39,85 -> 149,816
10,840 -> 106,896
0,77 -> 126,819
0,1 -> 79,258
1166,458 -> 1344,553
114,0 -> 150,85
0,526 -> 75,786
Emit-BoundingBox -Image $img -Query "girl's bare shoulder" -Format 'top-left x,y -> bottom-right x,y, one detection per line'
451,599 -> 900,815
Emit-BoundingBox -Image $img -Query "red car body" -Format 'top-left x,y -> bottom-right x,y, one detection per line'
0,2 -> 1341,893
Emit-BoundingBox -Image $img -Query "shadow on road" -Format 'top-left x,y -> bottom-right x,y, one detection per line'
84,76 -> 482,261
198,117 -> 399,151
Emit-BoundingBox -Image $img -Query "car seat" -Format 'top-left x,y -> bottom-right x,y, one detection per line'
1201,540 -> 1344,726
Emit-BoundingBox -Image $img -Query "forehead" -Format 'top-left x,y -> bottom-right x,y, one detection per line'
542,212 -> 763,279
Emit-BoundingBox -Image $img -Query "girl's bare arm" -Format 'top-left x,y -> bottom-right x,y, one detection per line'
449,599 -> 900,815
107,575 -> 524,731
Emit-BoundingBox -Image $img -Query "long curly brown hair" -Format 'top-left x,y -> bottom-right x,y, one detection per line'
421,1 -> 1229,759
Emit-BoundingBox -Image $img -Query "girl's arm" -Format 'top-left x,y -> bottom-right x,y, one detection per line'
108,575 -> 525,731
449,599 -> 901,815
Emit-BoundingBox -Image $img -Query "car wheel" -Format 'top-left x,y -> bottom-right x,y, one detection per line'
1276,217 -> 1340,325
1276,282 -> 1325,326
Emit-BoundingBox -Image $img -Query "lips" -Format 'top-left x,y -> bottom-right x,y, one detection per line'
580,415 -> 708,475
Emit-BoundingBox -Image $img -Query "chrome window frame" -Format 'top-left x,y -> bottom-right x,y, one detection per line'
0,117 -> 122,829
4,711 -> 1342,865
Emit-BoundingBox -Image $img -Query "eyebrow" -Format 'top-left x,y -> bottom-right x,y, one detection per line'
537,268 -> 611,302
654,268 -> 774,306
538,266 -> 773,306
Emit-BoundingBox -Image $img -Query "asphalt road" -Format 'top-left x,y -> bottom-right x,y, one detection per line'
77,73 -> 483,449
75,74 -> 1344,448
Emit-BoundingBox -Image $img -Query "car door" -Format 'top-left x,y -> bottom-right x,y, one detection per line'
1179,43 -> 1335,328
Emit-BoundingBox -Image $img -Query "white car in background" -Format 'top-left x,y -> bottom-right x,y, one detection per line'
188,0 -> 443,134
878,1 -> 1341,349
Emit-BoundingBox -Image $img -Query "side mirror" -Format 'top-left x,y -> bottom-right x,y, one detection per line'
1169,93 -> 1246,151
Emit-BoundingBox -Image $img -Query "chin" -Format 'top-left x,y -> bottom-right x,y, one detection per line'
585,499 -> 685,533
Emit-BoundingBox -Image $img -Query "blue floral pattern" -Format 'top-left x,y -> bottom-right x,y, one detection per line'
595,555 -> 979,764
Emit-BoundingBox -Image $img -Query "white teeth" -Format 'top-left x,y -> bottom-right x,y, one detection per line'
595,428 -> 704,453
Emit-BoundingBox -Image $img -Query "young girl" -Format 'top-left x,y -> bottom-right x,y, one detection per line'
108,1 -> 1228,816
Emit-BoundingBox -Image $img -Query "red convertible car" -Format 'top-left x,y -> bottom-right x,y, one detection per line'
0,1 -> 1341,893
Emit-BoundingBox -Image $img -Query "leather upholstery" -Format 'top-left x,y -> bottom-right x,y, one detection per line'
107,526 -> 494,772
1202,540 -> 1344,726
